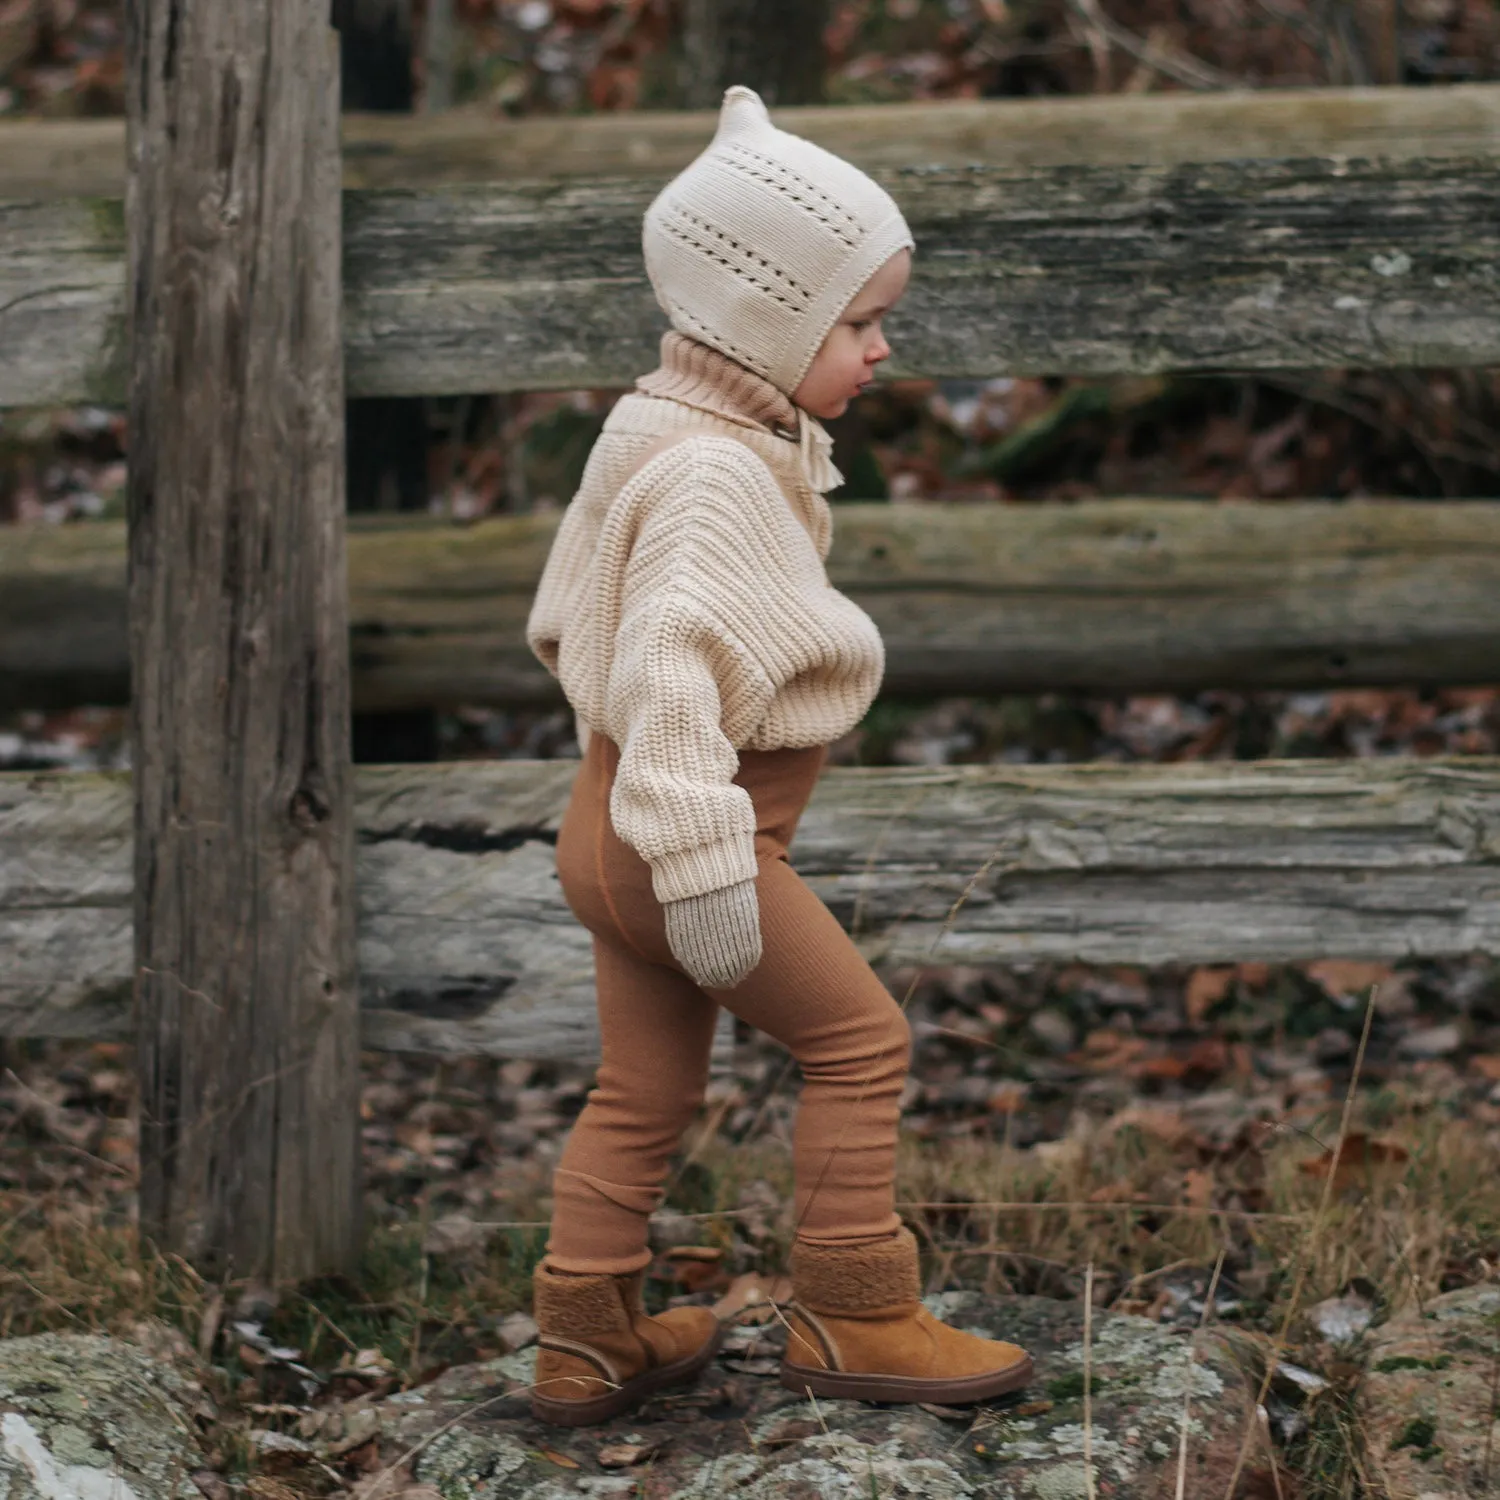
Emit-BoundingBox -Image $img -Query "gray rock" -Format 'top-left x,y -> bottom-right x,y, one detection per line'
0,1331 -> 207,1499
1027,1010 -> 1077,1055
1396,1023 -> 1463,1059
367,1294 -> 1257,1498
1358,1283 -> 1500,1498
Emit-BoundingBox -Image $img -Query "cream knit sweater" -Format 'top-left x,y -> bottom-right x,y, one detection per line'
526,333 -> 886,907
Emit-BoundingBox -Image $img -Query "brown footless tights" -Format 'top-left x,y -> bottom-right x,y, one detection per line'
545,730 -> 911,1275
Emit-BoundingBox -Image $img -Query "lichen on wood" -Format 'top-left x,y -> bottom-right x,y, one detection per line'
7,151 -> 1500,407
3,756 -> 1497,1061
6,500 -> 1500,713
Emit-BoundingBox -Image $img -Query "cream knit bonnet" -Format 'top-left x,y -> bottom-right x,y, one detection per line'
642,86 -> 914,403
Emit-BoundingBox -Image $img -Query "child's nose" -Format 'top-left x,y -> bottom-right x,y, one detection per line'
868,333 -> 890,363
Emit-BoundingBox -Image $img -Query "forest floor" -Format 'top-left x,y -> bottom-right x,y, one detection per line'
0,928 -> 1497,1496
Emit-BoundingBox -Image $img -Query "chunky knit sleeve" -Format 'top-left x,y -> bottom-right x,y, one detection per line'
526,457 -> 608,680
605,436 -> 813,905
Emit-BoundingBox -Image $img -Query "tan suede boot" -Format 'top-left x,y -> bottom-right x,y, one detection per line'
780,1227 -> 1033,1404
530,1262 -> 723,1426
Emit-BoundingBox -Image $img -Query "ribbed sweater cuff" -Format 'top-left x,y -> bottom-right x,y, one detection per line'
650,836 -> 759,905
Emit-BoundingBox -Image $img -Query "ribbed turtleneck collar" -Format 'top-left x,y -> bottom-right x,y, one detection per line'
634,332 -> 845,499
635,332 -> 799,439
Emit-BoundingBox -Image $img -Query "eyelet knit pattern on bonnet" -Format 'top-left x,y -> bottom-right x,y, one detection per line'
642,85 -> 915,400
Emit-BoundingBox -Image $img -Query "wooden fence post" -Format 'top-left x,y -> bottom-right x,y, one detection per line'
332,0 -> 439,766
682,0 -> 830,107
125,0 -> 361,1279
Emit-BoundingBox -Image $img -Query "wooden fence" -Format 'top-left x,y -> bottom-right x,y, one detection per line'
9,87 -> 1500,406
6,88 -> 1500,1035
5,85 -> 1500,1266
4,501 -> 1500,711
6,757 -> 1500,1058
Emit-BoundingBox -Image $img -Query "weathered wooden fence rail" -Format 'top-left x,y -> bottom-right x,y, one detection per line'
4,84 -> 1500,197
5,757 -> 1498,1061
5,500 -> 1500,712
8,76 -> 1500,408
8,152 -> 1500,406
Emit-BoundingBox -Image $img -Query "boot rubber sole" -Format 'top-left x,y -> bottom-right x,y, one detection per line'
530,1321 -> 725,1427
778,1350 -> 1034,1405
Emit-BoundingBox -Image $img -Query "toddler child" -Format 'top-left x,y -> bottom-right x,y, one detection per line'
524,85 -> 1033,1426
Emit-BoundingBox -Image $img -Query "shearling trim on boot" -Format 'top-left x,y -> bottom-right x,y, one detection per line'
789,1227 -> 921,1312
532,1263 -> 628,1336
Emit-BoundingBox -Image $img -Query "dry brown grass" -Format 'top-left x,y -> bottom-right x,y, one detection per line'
680,1097 -> 1497,1319
0,1035 -> 1494,1498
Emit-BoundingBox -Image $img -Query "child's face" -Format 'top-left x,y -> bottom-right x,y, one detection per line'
792,250 -> 912,421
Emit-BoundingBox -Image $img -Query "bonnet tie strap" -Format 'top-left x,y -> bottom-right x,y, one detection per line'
798,410 -> 844,495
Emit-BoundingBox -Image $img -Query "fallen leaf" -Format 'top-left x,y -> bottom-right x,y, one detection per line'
324,1407 -> 382,1458
535,1449 -> 581,1469
712,1271 -> 793,1320
1305,960 -> 1391,1000
917,1402 -> 972,1421
1469,1054 -> 1500,1081
598,1441 -> 666,1468
1136,1054 -> 1190,1081
1185,1036 -> 1229,1077
1087,1182 -> 1149,1204
1103,1103 -> 1190,1147
349,1464 -> 420,1500
342,1439 -> 383,1474
761,1418 -> 821,1447
1070,1034 -> 1149,1072
1082,1027 -> 1128,1055
245,1480 -> 301,1500
1011,1399 -> 1056,1418
1298,1133 -> 1409,1185
336,1347 -> 396,1378
666,1256 -> 732,1295
986,1080 -> 1028,1114
1181,1167 -> 1214,1209
1186,967 -> 1235,1023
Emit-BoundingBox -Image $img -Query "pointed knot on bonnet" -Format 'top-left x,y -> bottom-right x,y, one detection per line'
642,85 -> 914,405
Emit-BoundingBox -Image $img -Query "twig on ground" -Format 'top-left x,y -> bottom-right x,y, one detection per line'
1257,1403 -> 1287,1500
1083,1261 -> 1097,1500
1221,982 -> 1379,1500
896,1200 -> 1303,1223
1482,1329 -> 1500,1484
1122,1257 -> 1199,1291
1174,1246 -> 1226,1500
353,1390 -> 519,1500
806,1387 -> 832,1437
1064,0 -> 1242,89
